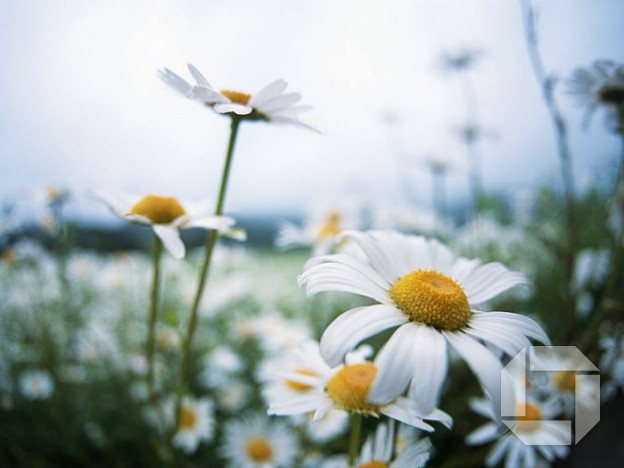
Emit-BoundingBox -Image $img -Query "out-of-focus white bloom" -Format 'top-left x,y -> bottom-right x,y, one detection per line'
572,248 -> 610,293
75,322 -> 120,365
370,202 -> 448,236
200,347 -> 243,389
215,379 -> 250,413
18,370 -> 54,400
251,315 -> 313,354
276,201 -> 362,256
94,191 -> 236,259
266,341 -> 452,432
220,414 -> 298,468
159,64 -> 317,131
600,329 -> 624,401
567,59 -> 624,132
467,397 -> 568,468
172,396 -> 215,454
299,230 -> 549,415
357,423 -> 431,468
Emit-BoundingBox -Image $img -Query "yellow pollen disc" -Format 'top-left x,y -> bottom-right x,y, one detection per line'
515,402 -> 542,433
389,270 -> 471,330
554,372 -> 576,393
179,407 -> 197,430
246,437 -> 273,462
2,249 -> 16,266
285,368 -> 318,392
220,89 -> 252,105
358,461 -> 389,468
130,194 -> 186,224
326,363 -> 379,413
317,212 -> 342,239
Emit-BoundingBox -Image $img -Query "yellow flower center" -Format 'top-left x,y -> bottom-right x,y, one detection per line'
326,363 -> 380,413
246,437 -> 273,462
554,372 -> 576,393
179,406 -> 197,430
2,249 -> 16,266
129,195 -> 186,224
515,402 -> 542,433
389,270 -> 471,330
220,89 -> 252,105
358,462 -> 388,468
317,212 -> 342,239
285,368 -> 319,392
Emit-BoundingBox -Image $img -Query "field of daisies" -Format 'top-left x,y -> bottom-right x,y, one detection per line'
2,10 -> 624,468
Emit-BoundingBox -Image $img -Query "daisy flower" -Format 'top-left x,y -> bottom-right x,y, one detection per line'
298,230 -> 550,415
265,341 -> 452,432
94,191 -> 236,259
18,369 -> 54,400
220,414 -> 298,468
355,422 -> 432,468
159,64 -> 317,131
567,59 -> 624,132
467,397 -> 569,468
171,396 -> 215,454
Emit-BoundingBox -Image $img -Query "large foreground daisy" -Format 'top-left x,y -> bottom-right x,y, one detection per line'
159,64 -> 317,131
94,191 -> 236,259
298,230 -> 550,414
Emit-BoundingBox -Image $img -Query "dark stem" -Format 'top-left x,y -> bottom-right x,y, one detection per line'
146,235 -> 163,395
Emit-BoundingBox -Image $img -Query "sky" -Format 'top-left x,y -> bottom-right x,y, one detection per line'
1,0 -> 623,221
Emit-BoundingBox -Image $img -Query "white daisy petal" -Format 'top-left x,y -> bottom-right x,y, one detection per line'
443,331 -> 513,418
158,68 -> 194,98
269,116 -> 321,133
466,422 -> 499,445
465,319 -> 531,357
192,86 -> 229,103
248,79 -> 288,107
471,312 -> 550,345
184,215 -> 236,231
320,305 -> 407,367
369,323 -> 426,404
268,392 -> 325,416
152,224 -> 185,259
463,262 -> 527,305
403,325 -> 448,414
485,437 -> 512,467
213,103 -> 253,115
187,63 -> 212,88
380,401 -> 434,432
256,92 -> 302,114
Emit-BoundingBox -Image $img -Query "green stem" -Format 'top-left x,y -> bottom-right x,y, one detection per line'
174,116 -> 242,425
146,235 -> 163,396
348,412 -> 362,467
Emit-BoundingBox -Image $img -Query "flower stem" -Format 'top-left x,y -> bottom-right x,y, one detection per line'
174,116 -> 242,423
348,412 -> 362,467
146,234 -> 163,396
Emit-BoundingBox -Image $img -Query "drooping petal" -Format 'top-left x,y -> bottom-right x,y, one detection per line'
380,399 -> 434,432
470,311 -> 550,345
248,79 -> 288,107
320,305 -> 407,367
404,325 -> 448,414
368,323 -> 429,405
192,86 -> 230,103
158,68 -> 194,98
462,262 -> 528,305
464,317 -> 531,357
90,189 -> 131,218
443,331 -> 515,420
152,224 -> 185,259
267,391 -> 325,416
213,103 -> 253,115
465,422 -> 499,445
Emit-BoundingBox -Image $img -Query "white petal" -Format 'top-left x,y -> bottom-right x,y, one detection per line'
255,92 -> 302,114
443,331 -> 514,420
466,422 -> 499,445
267,392 -> 324,416
184,215 -> 236,231
187,63 -> 211,88
269,115 -> 322,133
157,68 -> 193,98
485,437 -> 512,466
213,103 -> 252,115
90,189 -> 130,218
403,325 -> 448,414
153,225 -> 185,259
192,87 -> 229,103
248,79 -> 288,107
368,323 -> 427,404
464,319 -> 531,357
320,305 -> 406,367
380,401 -> 434,432
471,312 -> 550,345
462,262 -> 527,305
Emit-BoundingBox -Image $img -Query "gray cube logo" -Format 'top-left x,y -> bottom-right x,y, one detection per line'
501,346 -> 600,445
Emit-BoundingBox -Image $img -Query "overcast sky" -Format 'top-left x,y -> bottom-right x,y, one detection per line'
1,0 -> 623,221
